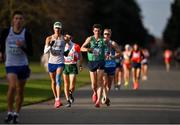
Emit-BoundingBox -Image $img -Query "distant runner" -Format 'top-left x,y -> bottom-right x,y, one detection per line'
164,49 -> 173,72
130,43 -> 144,90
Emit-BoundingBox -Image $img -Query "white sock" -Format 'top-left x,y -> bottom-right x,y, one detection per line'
118,82 -> 121,85
55,98 -> 59,101
13,112 -> 19,116
7,111 -> 13,115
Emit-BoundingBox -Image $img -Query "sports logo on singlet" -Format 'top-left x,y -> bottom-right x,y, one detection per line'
7,32 -> 25,55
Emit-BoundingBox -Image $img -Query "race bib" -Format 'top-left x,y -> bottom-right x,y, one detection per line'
93,48 -> 100,56
8,44 -> 22,55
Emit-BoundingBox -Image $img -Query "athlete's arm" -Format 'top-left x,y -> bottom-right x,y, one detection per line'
80,37 -> 92,52
21,31 -> 33,56
44,36 -> 51,54
140,50 -> 145,59
79,52 -> 83,71
112,41 -> 121,58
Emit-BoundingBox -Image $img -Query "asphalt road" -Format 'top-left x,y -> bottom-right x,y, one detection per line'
1,65 -> 180,124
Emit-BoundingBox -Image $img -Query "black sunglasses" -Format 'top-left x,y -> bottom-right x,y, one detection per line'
104,33 -> 110,35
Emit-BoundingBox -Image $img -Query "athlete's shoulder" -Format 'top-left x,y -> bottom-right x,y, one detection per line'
85,36 -> 92,42
46,35 -> 52,41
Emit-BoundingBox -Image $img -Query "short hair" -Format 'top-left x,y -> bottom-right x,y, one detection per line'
12,10 -> 24,18
92,24 -> 102,30
104,28 -> 112,34
64,31 -> 73,37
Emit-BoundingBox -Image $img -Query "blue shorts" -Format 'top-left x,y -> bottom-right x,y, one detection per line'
104,67 -> 116,75
48,63 -> 64,73
87,60 -> 105,72
6,65 -> 31,80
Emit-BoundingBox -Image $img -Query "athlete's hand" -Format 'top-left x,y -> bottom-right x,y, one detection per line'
16,40 -> 24,47
49,40 -> 55,47
87,48 -> 93,53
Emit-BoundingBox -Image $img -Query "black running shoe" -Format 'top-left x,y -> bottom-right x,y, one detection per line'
4,114 -> 13,123
105,98 -> 110,106
13,114 -> 19,124
65,100 -> 71,108
69,91 -> 74,103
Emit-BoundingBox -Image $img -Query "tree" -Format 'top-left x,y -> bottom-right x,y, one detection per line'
163,0 -> 180,50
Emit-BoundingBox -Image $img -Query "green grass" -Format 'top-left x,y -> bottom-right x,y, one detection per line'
0,62 -> 90,112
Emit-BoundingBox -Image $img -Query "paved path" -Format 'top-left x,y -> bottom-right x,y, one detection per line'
0,65 -> 180,124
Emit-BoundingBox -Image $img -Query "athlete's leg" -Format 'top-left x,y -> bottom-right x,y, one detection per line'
114,67 -> 120,86
15,79 -> 26,113
118,68 -> 123,85
69,74 -> 76,93
107,75 -> 114,91
49,72 -> 57,99
102,73 -> 108,100
136,68 -> 141,82
123,64 -> 130,87
143,64 -> 148,80
89,71 -> 97,94
63,74 -> 69,100
96,69 -> 104,105
6,73 -> 17,112
132,68 -> 136,84
56,67 -> 64,99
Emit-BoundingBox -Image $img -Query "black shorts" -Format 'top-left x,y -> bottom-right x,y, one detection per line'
132,62 -> 141,69
87,60 -> 105,72
116,62 -> 123,69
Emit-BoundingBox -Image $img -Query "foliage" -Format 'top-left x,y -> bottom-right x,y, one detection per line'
0,0 -> 150,60
163,0 -> 180,50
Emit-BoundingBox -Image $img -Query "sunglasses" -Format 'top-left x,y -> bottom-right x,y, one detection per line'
104,33 -> 110,35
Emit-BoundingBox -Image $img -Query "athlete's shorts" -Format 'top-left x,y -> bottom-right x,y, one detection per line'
165,58 -> 171,63
123,61 -> 131,69
87,60 -> 105,72
116,62 -> 123,69
48,63 -> 64,73
6,65 -> 31,80
104,67 -> 116,75
141,59 -> 148,65
63,64 -> 78,75
131,62 -> 141,69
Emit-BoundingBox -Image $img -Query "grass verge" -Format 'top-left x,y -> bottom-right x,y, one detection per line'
0,63 -> 89,112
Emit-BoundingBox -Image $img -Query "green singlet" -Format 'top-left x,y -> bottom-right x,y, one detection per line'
87,36 -> 105,61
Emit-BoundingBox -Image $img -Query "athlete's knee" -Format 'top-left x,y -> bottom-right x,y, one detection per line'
56,74 -> 62,86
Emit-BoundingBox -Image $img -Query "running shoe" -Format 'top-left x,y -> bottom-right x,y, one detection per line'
4,114 -> 13,123
142,76 -> 147,81
133,82 -> 139,90
54,99 -> 62,108
13,114 -> 19,124
65,100 -> 71,108
69,92 -> 74,103
92,92 -> 97,103
95,101 -> 100,108
114,85 -> 119,91
105,98 -> 110,106
124,81 -> 129,88
101,97 -> 106,104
